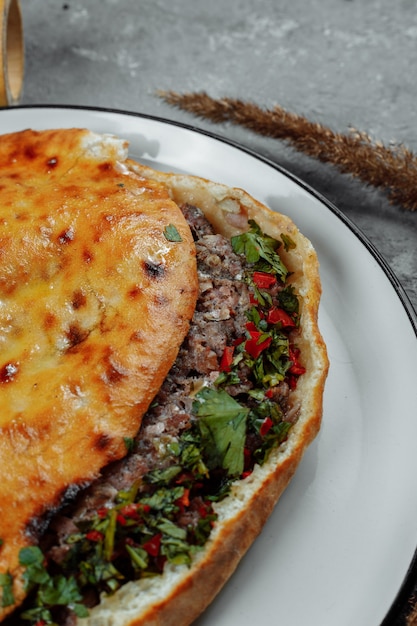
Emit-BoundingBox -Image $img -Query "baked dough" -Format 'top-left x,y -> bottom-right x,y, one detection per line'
0,129 -> 198,612
75,164 -> 329,626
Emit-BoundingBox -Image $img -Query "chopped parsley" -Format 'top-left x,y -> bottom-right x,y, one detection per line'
0,572 -> 14,608
163,224 -> 183,242
18,546 -> 88,624
193,388 -> 249,477
278,284 -> 299,315
123,436 -> 135,453
231,219 -> 288,281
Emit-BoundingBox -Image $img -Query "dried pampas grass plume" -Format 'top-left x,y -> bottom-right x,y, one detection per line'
406,597 -> 417,626
158,90 -> 417,212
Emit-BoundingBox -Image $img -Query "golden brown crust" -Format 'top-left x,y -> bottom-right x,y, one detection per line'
78,165 -> 328,626
0,131 -> 198,614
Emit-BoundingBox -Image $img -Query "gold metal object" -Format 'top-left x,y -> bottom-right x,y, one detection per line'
0,0 -> 24,106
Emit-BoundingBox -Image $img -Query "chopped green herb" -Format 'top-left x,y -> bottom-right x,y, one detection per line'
177,430 -> 210,478
253,420 -> 292,464
125,544 -> 148,570
103,508 -> 117,562
20,546 -> 50,590
157,518 -> 187,540
36,575 -> 88,616
231,220 -> 288,280
18,546 -> 88,623
123,436 -> 135,453
115,481 -> 139,507
193,388 -> 249,477
144,465 -> 182,486
278,285 -> 299,314
281,233 -> 296,251
0,571 -> 14,608
140,486 -> 184,513
164,224 -> 183,242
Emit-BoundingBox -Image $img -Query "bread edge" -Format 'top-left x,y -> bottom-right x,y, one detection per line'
79,164 -> 329,626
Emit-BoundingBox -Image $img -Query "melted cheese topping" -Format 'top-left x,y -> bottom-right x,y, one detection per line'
0,129 -> 198,609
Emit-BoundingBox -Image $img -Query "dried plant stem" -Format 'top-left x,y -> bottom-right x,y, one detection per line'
407,598 -> 417,626
158,90 -> 417,211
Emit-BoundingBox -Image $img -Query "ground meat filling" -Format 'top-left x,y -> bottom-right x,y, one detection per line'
40,203 -> 292,562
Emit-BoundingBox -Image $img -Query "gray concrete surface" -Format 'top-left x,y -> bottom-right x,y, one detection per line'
13,0 -> 417,623
19,0 -> 417,314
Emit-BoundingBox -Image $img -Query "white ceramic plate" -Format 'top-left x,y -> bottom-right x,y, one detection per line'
1,106 -> 417,626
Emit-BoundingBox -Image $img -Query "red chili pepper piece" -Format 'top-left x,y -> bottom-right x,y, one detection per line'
241,470 -> 253,479
116,514 -> 127,526
253,271 -> 277,289
245,331 -> 272,359
288,347 -> 306,376
86,530 -> 104,542
175,471 -> 194,485
176,488 -> 190,508
198,502 -> 213,518
267,307 -> 296,328
219,345 -> 234,372
288,375 -> 298,390
260,416 -> 274,436
120,503 -> 140,518
143,533 -> 162,557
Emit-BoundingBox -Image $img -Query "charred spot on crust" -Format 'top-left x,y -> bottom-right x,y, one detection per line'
104,361 -> 126,384
95,433 -> 112,450
24,145 -> 37,160
83,248 -> 94,263
143,260 -> 165,279
66,323 -> 90,350
44,312 -> 56,330
0,361 -> 19,384
14,212 -> 29,221
26,509 -> 57,543
129,330 -> 144,342
58,227 -> 75,245
127,285 -> 142,299
93,214 -> 116,243
0,278 -> 17,295
98,162 -> 112,172
26,482 -> 85,543
77,343 -> 94,364
71,289 -> 87,309
101,348 -> 129,384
